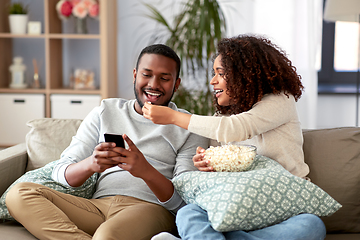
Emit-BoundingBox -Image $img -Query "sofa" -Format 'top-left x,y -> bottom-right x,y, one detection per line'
0,118 -> 359,240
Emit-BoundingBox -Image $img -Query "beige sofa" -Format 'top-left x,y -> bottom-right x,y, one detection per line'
0,119 -> 359,239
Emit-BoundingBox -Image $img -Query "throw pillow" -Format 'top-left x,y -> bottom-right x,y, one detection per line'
303,127 -> 360,233
172,155 -> 342,232
0,160 -> 97,220
25,118 -> 82,171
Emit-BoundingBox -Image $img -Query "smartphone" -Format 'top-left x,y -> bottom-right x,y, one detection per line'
104,133 -> 125,148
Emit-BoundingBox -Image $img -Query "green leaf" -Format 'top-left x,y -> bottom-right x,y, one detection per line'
9,2 -> 28,14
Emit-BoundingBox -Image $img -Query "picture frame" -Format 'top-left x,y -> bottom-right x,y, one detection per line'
27,21 -> 41,35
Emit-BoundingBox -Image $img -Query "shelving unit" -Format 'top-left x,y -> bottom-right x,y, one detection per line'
0,0 -> 118,116
0,0 -> 118,146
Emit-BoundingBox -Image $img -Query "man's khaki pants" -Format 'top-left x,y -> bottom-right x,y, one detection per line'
6,182 -> 176,240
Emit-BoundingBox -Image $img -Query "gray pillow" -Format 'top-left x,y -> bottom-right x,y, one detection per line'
0,160 -> 97,220
172,155 -> 341,232
303,127 -> 360,233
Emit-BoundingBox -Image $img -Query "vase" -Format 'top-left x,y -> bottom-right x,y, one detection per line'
9,14 -> 28,34
9,57 -> 27,89
74,17 -> 88,34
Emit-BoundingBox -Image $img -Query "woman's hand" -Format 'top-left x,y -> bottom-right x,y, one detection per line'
142,102 -> 176,125
142,102 -> 192,130
193,146 -> 213,172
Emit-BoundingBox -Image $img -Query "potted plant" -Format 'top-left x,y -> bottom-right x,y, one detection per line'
8,2 -> 29,34
143,0 -> 227,115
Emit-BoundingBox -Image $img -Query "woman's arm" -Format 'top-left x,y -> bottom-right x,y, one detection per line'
142,102 -> 191,130
188,94 -> 298,143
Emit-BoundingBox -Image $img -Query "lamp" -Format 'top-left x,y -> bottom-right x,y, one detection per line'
324,0 -> 360,126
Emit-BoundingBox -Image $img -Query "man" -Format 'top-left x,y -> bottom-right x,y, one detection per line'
6,44 -> 209,240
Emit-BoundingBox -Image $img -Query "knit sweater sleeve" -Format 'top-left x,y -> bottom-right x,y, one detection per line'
188,94 -> 298,143
51,105 -> 102,185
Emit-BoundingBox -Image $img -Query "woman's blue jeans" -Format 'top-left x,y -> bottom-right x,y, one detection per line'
176,204 -> 326,240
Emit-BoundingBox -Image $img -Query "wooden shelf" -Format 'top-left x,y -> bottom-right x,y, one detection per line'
0,33 -> 100,39
49,34 -> 100,39
0,88 -> 46,94
0,0 -> 118,118
49,89 -> 101,95
0,33 -> 46,38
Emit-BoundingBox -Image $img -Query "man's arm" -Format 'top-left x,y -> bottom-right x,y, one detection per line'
64,142 -> 123,187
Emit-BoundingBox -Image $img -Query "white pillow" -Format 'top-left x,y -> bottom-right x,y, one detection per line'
25,118 -> 82,171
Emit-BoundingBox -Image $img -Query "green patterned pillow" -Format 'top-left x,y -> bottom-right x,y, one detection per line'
172,155 -> 342,232
0,160 -> 97,220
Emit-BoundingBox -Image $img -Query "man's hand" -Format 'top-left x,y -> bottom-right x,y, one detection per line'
115,134 -> 174,202
113,134 -> 155,179
193,146 -> 214,172
65,142 -> 124,187
87,142 -> 124,173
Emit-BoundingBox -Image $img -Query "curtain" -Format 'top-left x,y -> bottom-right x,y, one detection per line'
234,0 -> 324,129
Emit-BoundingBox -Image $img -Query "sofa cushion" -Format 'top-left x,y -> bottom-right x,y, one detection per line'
0,221 -> 37,240
303,127 -> 360,233
0,160 -> 97,220
172,155 -> 341,232
25,118 -> 82,171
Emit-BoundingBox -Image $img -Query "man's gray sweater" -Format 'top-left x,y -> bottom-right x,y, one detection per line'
52,98 -> 209,212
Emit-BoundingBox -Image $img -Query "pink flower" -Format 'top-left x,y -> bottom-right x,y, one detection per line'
72,2 -> 88,19
61,1 -> 73,17
82,0 -> 95,8
71,0 -> 82,5
56,0 -> 99,20
88,3 -> 99,18
56,0 -> 73,19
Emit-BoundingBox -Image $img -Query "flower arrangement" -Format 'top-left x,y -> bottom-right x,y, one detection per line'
56,0 -> 99,20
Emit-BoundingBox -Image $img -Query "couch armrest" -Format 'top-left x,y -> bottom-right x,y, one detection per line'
0,143 -> 28,196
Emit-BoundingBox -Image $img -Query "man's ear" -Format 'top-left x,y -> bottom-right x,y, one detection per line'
174,78 -> 181,92
133,68 -> 137,83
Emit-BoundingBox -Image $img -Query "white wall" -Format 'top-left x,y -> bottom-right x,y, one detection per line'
317,95 -> 359,128
117,0 -> 180,100
116,0 -> 255,100
117,0 -> 357,129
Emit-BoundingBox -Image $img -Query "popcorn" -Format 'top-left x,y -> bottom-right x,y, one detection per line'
204,145 -> 256,172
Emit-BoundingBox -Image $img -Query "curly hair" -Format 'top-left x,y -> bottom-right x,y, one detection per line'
213,34 -> 304,115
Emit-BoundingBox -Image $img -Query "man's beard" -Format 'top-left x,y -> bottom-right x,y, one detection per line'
134,78 -> 176,108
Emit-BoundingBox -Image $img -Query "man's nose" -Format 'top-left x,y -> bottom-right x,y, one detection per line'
147,76 -> 160,88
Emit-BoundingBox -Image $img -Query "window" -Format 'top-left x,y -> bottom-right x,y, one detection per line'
334,22 -> 359,71
318,10 -> 360,93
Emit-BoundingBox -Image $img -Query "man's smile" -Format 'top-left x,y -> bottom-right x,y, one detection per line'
143,89 -> 163,102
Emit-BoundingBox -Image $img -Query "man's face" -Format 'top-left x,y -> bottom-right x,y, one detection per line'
133,53 -> 181,114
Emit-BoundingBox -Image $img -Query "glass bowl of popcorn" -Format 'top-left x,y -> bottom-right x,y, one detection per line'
203,144 -> 257,172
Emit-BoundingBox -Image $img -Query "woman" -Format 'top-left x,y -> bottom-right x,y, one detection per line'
145,35 -> 326,240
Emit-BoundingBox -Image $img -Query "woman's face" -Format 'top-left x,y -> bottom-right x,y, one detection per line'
210,55 -> 231,106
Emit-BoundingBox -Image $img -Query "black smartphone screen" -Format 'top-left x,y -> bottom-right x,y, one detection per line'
104,133 -> 125,148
